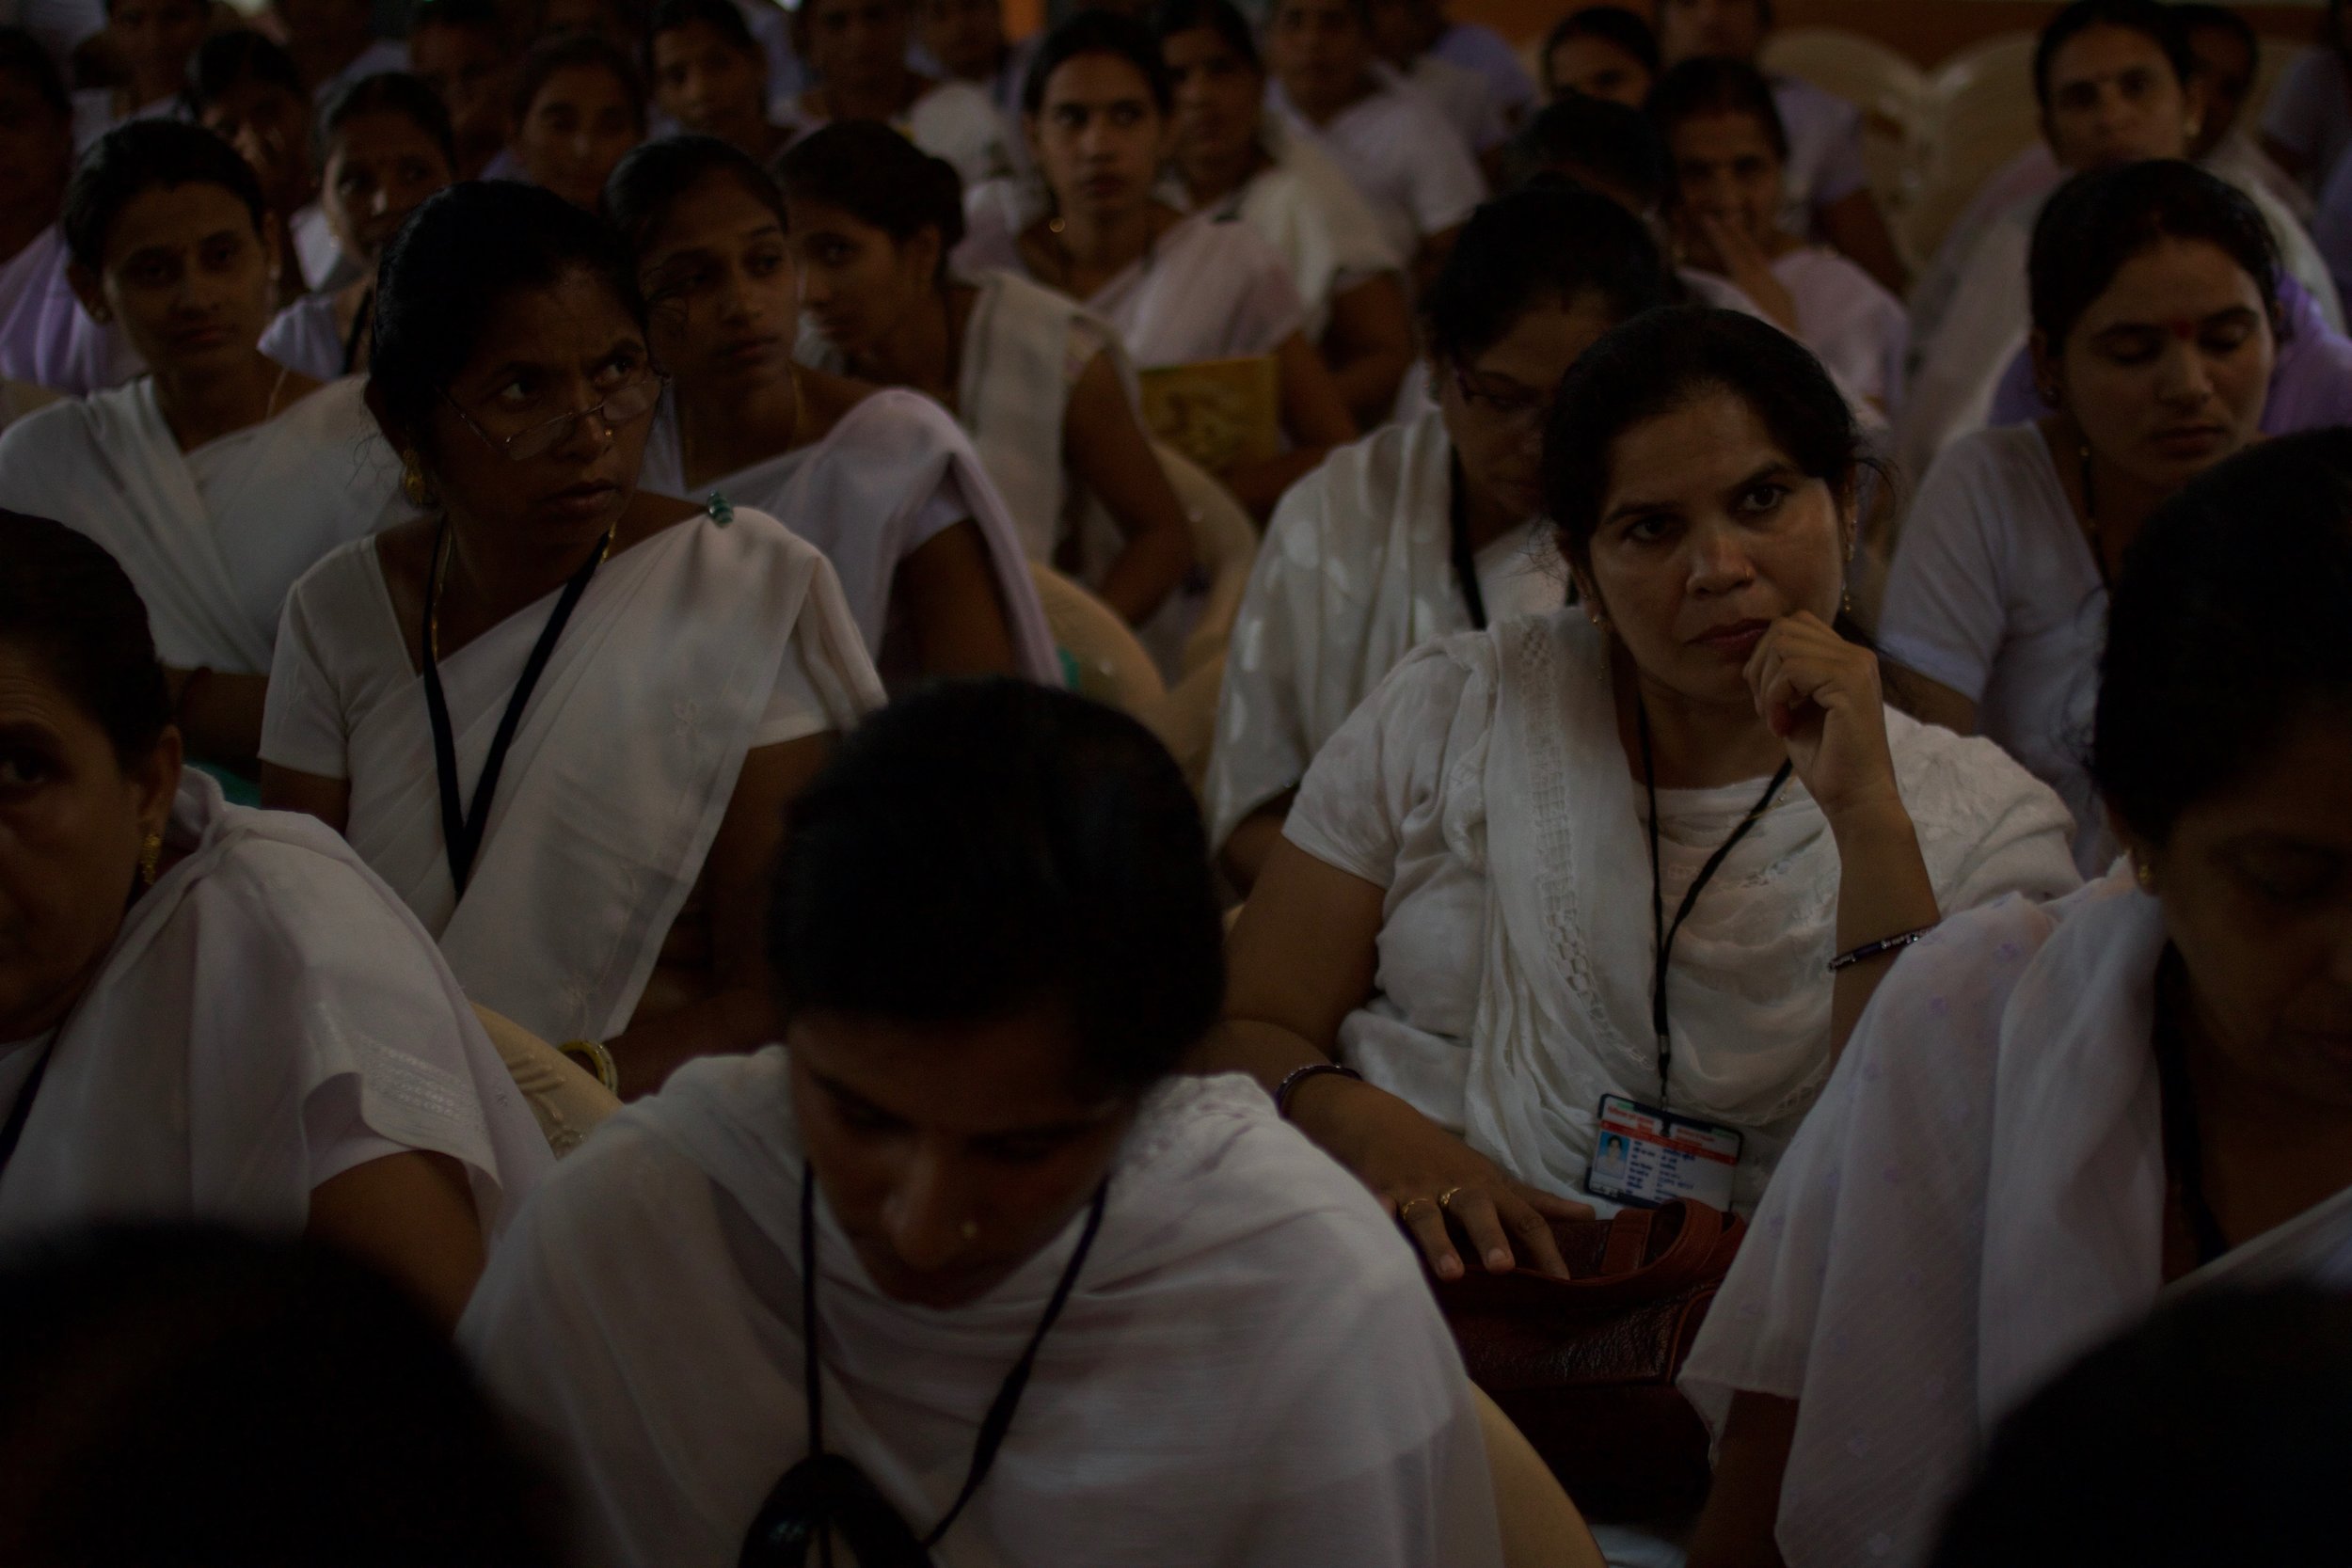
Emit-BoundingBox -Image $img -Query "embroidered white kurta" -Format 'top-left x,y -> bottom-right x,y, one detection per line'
1282,610 -> 2083,1211
1680,869 -> 2352,1568
0,770 -> 550,1247
459,1057 -> 1506,1568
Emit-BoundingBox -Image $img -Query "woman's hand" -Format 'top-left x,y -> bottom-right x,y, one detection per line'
1742,610 -> 1902,826
1695,214 -> 1801,335
1291,1073 -> 1593,1280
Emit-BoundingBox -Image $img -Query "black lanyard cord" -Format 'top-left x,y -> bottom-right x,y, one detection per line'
798,1164 -> 1109,1556
2152,949 -> 2230,1270
420,516 -> 610,896
1639,696 -> 1792,1109
1448,456 -> 1489,634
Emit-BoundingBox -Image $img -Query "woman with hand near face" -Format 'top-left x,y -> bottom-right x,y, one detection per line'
259,181 -> 882,1099
0,514 -> 549,1333
1207,184 -> 1671,892
1885,161 -> 2277,876
505,34 -> 644,215
783,120 -> 1194,628
1686,431 -> 2352,1568
261,73 -> 454,382
609,136 -> 1056,687
1154,0 -> 1411,427
1207,308 -> 2077,1288
462,679 -> 1509,1568
968,12 -> 1357,519
1650,57 -> 1906,420
0,121 -> 406,773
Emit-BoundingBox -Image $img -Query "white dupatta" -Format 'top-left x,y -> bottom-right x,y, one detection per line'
320,510 -> 881,1045
1682,870 -> 2352,1568
460,1054 -> 1504,1568
0,375 -> 404,671
1458,611 -> 2078,1211
0,771 -> 548,1245
1206,409 -> 1502,851
640,388 -> 1059,686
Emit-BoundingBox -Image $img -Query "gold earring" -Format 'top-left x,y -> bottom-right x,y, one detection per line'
2135,859 -> 2156,893
139,832 -> 162,887
401,453 -> 433,509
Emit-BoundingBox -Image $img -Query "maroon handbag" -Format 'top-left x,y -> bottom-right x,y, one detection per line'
1432,1199 -> 1745,1525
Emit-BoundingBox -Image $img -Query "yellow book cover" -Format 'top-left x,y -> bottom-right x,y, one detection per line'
1138,356 -> 1281,474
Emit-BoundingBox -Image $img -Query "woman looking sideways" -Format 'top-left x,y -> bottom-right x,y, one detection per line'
1205,308 -> 2077,1281
608,135 -> 1057,686
259,182 -> 882,1098
783,120 -> 1194,628
1153,0 -> 1412,426
261,73 -> 455,382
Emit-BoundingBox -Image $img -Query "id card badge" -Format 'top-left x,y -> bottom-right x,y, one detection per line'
1584,1094 -> 1743,1211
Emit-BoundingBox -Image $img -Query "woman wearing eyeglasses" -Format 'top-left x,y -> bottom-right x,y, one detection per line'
0,121 -> 409,775
461,679 -> 1510,1568
1205,184 -> 1671,892
259,181 -> 884,1100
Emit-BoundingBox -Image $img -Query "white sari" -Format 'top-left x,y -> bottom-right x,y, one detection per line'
1681,869 -> 2352,1568
259,508 -> 884,1045
640,388 -> 1059,687
1282,610 -> 2083,1212
0,225 -> 144,395
0,375 -> 406,672
459,1054 -> 1505,1568
1205,409 -> 1556,853
799,270 -> 1136,569
0,771 -> 550,1247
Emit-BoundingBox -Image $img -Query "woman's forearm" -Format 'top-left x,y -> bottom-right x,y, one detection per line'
1824,801 -> 1941,1055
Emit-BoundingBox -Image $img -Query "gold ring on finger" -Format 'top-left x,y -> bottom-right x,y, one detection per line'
1436,1186 -> 1467,1210
1397,1196 -> 1438,1219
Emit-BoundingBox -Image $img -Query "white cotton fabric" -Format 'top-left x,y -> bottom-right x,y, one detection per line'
779,79 -> 1014,187
0,770 -> 549,1247
1265,77 -> 1487,262
1174,115 -> 1401,342
1680,869 -> 2352,1568
0,224 -> 143,394
1899,171 -> 2334,481
1389,55 -> 1506,154
458,1055 -> 1505,1568
1205,408 -> 1555,852
802,269 -> 1133,567
0,375 -> 405,672
1282,610 -> 2082,1212
1771,75 -> 1869,231
1771,247 -> 1907,417
259,507 -> 884,1045
1881,424 -> 2111,875
638,387 -> 1059,686
312,37 -> 409,103
291,201 -> 354,293
260,289 -> 351,382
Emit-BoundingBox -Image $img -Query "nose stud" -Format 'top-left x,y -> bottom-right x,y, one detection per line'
960,1220 -> 979,1243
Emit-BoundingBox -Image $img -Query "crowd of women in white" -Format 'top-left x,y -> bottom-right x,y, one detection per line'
1,0 -> 2350,1563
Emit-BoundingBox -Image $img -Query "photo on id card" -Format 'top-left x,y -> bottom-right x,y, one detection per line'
1583,1093 -> 1742,1211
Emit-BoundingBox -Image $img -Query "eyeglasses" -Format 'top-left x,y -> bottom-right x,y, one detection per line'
1450,360 -> 1554,435
441,372 -> 665,461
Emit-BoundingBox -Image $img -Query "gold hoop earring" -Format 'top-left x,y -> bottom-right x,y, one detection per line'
139,832 -> 162,887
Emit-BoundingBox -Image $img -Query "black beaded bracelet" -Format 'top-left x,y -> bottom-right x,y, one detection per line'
1827,924 -> 1938,973
1273,1061 -> 1363,1119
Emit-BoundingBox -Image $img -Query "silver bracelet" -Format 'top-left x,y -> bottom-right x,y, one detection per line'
1827,924 -> 1938,973
1273,1061 -> 1362,1119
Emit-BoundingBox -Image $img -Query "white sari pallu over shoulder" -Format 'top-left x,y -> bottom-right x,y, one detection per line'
260,507 -> 885,1047
0,770 -> 551,1247
1679,870 -> 2352,1568
639,387 -> 1060,687
0,375 -> 406,673
459,1057 -> 1507,1568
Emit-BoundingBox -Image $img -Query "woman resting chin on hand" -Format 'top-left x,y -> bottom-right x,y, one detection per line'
1200,307 -> 2081,1280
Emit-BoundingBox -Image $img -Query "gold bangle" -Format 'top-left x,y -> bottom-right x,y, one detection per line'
558,1037 -> 619,1094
